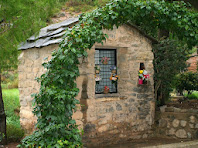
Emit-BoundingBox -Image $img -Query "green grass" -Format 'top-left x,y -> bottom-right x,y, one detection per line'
64,0 -> 110,13
184,91 -> 198,100
2,89 -> 20,128
2,88 -> 24,142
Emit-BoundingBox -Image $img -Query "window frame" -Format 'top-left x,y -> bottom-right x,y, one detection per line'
95,48 -> 117,94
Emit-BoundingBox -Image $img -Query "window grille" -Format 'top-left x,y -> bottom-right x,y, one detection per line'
95,49 -> 117,94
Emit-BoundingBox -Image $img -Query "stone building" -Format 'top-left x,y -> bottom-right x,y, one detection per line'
18,17 -> 157,146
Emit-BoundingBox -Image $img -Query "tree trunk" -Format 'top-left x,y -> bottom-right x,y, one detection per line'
0,73 -> 7,145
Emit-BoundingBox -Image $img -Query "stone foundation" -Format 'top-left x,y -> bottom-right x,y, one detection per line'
155,106 -> 198,140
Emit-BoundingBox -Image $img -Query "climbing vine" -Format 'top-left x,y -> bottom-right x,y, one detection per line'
19,0 -> 197,147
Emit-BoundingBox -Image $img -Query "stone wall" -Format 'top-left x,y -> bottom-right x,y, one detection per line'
78,25 -> 155,147
18,24 -> 155,146
155,106 -> 198,139
18,44 -> 57,133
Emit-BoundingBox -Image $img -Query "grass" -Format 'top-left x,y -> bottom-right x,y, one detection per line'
184,91 -> 198,100
2,88 -> 24,142
2,89 -> 20,128
64,0 -> 110,13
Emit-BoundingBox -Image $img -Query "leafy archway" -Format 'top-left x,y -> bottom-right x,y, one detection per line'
19,0 -> 197,147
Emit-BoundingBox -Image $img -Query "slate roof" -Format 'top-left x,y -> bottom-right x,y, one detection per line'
19,18 -> 158,50
19,18 -> 79,50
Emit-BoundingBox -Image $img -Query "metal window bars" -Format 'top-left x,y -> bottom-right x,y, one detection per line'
95,49 -> 117,94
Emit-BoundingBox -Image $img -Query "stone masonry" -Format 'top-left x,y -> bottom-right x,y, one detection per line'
155,106 -> 198,140
18,24 -> 155,146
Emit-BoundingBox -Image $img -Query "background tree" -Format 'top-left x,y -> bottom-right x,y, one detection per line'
0,0 -> 67,144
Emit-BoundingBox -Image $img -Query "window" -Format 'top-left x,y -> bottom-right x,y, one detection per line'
95,49 -> 117,94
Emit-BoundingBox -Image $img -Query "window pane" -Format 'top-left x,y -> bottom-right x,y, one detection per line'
95,49 -> 117,94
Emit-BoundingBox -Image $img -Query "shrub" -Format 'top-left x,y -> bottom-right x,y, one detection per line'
175,72 -> 198,95
7,124 -> 24,142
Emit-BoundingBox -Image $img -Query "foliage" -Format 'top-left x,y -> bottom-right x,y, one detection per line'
2,89 -> 20,128
1,71 -> 18,89
19,0 -> 198,147
0,0 -> 67,144
0,0 -> 67,71
175,72 -> 198,95
0,133 -> 4,143
153,39 -> 189,105
7,124 -> 24,143
65,0 -> 110,12
184,91 -> 198,100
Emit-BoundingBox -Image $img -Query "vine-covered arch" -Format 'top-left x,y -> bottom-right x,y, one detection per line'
20,0 -> 197,147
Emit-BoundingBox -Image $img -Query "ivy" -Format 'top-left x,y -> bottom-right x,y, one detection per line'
19,0 -> 198,147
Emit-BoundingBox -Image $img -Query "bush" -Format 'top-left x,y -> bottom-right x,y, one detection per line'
175,72 -> 198,95
1,71 -> 18,89
7,124 -> 24,142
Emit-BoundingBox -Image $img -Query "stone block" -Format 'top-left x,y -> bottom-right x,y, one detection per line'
187,132 -> 192,139
129,98 -> 135,102
73,112 -> 83,120
165,107 -> 174,112
159,119 -> 167,128
189,116 -> 195,123
180,120 -> 187,127
137,94 -> 149,99
109,129 -> 119,134
116,103 -> 122,111
142,134 -> 148,138
160,105 -> 167,113
98,120 -> 108,126
195,124 -> 198,129
175,129 -> 187,138
174,108 -> 181,113
98,124 -> 110,133
168,128 -> 175,135
84,123 -> 96,133
172,119 -> 180,128
189,123 -> 194,129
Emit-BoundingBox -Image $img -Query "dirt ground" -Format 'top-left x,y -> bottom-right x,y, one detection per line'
1,143 -> 19,148
2,138 -> 191,148
93,137 -> 191,148
166,99 -> 198,109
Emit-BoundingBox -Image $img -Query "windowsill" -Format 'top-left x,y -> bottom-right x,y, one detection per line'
95,93 -> 127,102
95,93 -> 120,98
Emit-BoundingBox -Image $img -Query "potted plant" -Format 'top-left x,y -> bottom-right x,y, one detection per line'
110,66 -> 119,85
95,65 -> 101,74
95,75 -> 102,84
101,57 -> 109,65
110,65 -> 117,74
104,86 -> 110,94
138,69 -> 149,84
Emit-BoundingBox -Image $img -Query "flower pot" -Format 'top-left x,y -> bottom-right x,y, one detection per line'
104,89 -> 109,94
95,70 -> 100,74
103,61 -> 108,65
111,69 -> 116,74
138,79 -> 143,85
